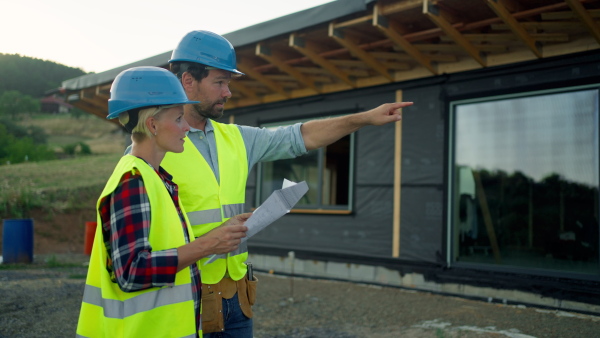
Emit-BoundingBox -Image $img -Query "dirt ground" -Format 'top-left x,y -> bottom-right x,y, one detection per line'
2,209 -> 600,337
1,256 -> 600,338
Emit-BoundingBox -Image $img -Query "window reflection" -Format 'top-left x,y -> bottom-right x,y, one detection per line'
452,89 -> 599,275
259,134 -> 352,210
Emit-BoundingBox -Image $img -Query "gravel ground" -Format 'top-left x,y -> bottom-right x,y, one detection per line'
1,255 -> 600,337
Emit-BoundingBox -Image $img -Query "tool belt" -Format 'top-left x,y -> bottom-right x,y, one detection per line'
201,274 -> 258,333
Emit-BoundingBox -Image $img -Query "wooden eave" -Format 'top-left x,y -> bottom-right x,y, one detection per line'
65,0 -> 600,117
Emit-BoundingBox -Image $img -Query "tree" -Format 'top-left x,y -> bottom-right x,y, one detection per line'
0,119 -> 48,144
0,90 -> 40,120
70,107 -> 86,119
0,124 -> 55,165
0,53 -> 86,98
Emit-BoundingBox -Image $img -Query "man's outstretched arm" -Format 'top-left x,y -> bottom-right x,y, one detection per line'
300,102 -> 414,151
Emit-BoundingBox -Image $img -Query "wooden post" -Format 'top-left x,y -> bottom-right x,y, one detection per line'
472,171 -> 502,263
392,90 -> 403,258
528,179 -> 533,248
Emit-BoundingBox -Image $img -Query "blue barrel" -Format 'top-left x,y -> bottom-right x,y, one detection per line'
2,219 -> 34,264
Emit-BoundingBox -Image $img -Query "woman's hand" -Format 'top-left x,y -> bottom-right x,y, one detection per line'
177,213 -> 251,271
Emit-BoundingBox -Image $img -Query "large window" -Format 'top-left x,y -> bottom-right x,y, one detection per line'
257,119 -> 354,213
449,87 -> 599,277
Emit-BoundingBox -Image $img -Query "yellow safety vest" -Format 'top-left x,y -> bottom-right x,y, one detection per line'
76,155 -> 198,338
162,121 -> 248,284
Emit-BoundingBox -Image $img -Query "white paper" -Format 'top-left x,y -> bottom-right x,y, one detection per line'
204,179 -> 308,264
282,178 -> 295,189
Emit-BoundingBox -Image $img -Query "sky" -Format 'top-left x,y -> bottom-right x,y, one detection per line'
0,0 -> 335,73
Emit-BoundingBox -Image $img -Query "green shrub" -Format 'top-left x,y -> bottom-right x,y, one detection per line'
62,143 -> 77,155
0,119 -> 49,144
0,180 -> 42,218
61,142 -> 93,156
0,124 -> 55,165
0,153 -> 120,219
70,108 -> 86,119
79,142 -> 92,155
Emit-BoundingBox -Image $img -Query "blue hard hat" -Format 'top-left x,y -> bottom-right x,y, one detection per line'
169,30 -> 244,75
107,66 -> 199,119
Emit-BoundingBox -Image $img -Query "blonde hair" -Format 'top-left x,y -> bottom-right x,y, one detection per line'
118,107 -> 164,141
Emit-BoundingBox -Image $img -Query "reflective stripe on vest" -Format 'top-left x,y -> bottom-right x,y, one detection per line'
186,208 -> 222,225
223,203 -> 245,218
186,203 -> 245,225
81,284 -> 193,319
162,121 -> 249,284
76,155 -> 197,338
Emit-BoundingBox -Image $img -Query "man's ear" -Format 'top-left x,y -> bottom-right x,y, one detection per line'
181,72 -> 195,91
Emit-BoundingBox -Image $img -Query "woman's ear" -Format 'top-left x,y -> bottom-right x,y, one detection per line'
146,116 -> 157,136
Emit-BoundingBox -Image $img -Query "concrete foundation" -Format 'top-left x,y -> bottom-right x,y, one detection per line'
248,253 -> 600,315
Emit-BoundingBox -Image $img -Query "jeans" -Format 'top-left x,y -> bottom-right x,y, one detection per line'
203,293 -> 253,338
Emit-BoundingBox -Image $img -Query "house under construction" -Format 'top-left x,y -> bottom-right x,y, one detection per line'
61,0 -> 600,314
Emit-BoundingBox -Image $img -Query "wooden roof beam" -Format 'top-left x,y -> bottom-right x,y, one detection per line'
486,0 -> 542,58
95,86 -> 110,100
236,57 -> 289,98
406,2 -> 571,44
328,23 -> 394,82
378,50 -> 458,62
493,0 -> 522,12
290,66 -> 332,76
491,21 -> 585,31
79,91 -> 107,110
423,0 -> 486,67
415,43 -> 508,53
542,8 -> 600,20
383,61 -> 412,71
289,33 -> 355,88
321,59 -> 367,69
441,33 -> 569,42
373,3 -> 437,75
97,84 -> 111,95
250,2 -> 571,74
332,15 -> 373,29
256,43 -> 321,93
565,0 -> 600,45
70,100 -> 112,123
378,0 -> 424,15
229,80 -> 259,101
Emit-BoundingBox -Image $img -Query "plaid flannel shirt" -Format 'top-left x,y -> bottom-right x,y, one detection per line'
98,162 -> 201,331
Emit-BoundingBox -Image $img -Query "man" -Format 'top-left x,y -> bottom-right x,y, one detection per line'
161,30 -> 414,337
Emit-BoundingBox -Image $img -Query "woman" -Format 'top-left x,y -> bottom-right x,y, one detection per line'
76,66 -> 249,338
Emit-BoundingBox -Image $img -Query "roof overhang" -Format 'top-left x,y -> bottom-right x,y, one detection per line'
61,0 -> 600,121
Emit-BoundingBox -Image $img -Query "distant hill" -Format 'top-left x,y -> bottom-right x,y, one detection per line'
0,53 -> 88,98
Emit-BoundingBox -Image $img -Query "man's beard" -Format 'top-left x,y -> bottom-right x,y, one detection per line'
192,98 -> 227,120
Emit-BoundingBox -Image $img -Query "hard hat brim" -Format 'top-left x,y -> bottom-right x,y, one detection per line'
107,100 -> 199,119
168,57 -> 244,76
